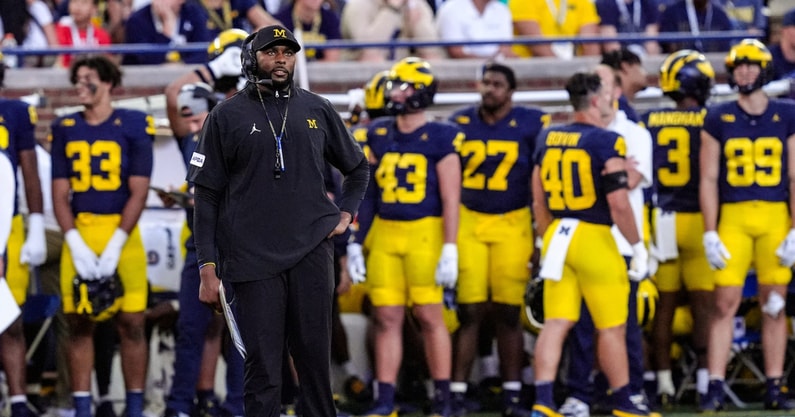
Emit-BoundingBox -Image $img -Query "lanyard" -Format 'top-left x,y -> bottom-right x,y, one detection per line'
615,0 -> 641,31
685,0 -> 712,51
257,88 -> 291,179
68,19 -> 95,47
543,0 -> 568,28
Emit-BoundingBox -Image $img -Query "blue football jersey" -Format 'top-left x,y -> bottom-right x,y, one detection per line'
534,123 -> 627,225
641,106 -> 706,212
0,98 -> 37,215
703,99 -> 795,203
450,106 -> 549,214
367,118 -> 464,221
50,109 -> 155,214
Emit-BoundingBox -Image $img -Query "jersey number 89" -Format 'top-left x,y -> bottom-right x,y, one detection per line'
724,137 -> 782,187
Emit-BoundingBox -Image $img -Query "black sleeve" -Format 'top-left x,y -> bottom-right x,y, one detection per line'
338,157 -> 369,216
193,184 -> 221,267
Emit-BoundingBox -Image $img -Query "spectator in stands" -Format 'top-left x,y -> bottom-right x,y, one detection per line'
122,0 -> 212,65
435,0 -> 516,59
273,0 -> 342,61
106,0 -> 134,44
716,0 -> 766,36
55,0 -> 112,68
658,0 -> 734,53
770,8 -> 795,80
0,0 -> 59,67
507,0 -> 600,59
601,47 -> 648,122
596,0 -> 661,56
340,0 -> 442,62
197,0 -> 279,39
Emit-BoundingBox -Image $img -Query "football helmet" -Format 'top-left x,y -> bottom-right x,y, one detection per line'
725,39 -> 773,94
523,276 -> 544,334
659,49 -> 715,105
73,273 -> 124,322
636,279 -> 658,331
207,28 -> 249,61
364,70 -> 390,118
385,57 -> 437,114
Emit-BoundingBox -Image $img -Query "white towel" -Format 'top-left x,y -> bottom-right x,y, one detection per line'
0,278 -> 21,334
539,218 -> 580,281
654,210 -> 679,261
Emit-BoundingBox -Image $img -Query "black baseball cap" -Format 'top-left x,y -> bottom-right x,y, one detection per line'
250,25 -> 301,52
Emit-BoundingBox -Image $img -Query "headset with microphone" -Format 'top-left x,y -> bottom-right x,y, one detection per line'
241,32 -> 273,86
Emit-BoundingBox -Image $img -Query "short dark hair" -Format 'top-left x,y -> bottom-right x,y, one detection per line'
481,62 -> 516,90
69,55 -> 122,89
566,72 -> 602,111
601,47 -> 641,70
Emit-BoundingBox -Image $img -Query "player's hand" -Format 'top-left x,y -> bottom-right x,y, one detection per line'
199,264 -> 222,312
65,229 -> 100,280
346,243 -> 367,284
628,241 -> 649,281
776,228 -> 795,267
435,243 -> 458,288
703,231 -> 731,270
98,228 -> 128,277
207,46 -> 243,80
20,213 -> 47,266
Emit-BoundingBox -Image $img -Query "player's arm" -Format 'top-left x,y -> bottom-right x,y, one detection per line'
165,70 -> 211,139
531,164 -> 552,238
18,148 -> 44,214
698,130 -> 721,232
438,153 -> 461,244
0,153 -> 15,258
117,175 -> 150,234
52,178 -> 76,233
605,156 -> 640,245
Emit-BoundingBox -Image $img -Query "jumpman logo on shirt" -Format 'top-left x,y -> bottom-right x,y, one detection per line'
250,123 -> 262,135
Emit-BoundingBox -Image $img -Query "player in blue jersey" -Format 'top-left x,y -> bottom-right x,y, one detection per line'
0,52 -> 48,417
699,39 -> 795,412
530,72 -> 649,417
641,49 -> 715,408
348,57 -> 463,417
50,55 -> 155,417
447,62 -> 549,417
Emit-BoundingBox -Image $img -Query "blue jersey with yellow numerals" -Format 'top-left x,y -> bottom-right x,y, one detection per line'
641,106 -> 706,212
367,117 -> 464,221
534,123 -> 627,226
703,99 -> 795,204
0,98 -> 37,214
50,109 -> 155,214
450,106 -> 549,214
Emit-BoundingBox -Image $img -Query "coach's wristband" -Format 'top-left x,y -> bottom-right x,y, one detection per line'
199,262 -> 216,270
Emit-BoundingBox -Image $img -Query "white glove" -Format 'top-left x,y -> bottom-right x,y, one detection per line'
207,46 -> 243,80
346,243 -> 367,284
20,213 -> 47,266
65,229 -> 100,280
435,243 -> 458,288
98,228 -> 128,277
628,241 -> 649,282
775,229 -> 795,267
703,231 -> 731,270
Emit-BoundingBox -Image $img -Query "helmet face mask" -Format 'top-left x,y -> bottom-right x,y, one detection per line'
384,57 -> 437,115
659,49 -> 715,105
73,273 -> 124,322
725,39 -> 773,95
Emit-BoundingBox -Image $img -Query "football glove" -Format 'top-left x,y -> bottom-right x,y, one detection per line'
20,213 -> 46,266
65,229 -> 100,280
346,243 -> 366,284
628,241 -> 649,282
73,272 -> 123,321
98,228 -> 128,278
703,231 -> 730,270
206,46 -> 243,80
775,229 -> 795,267
435,243 -> 458,288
